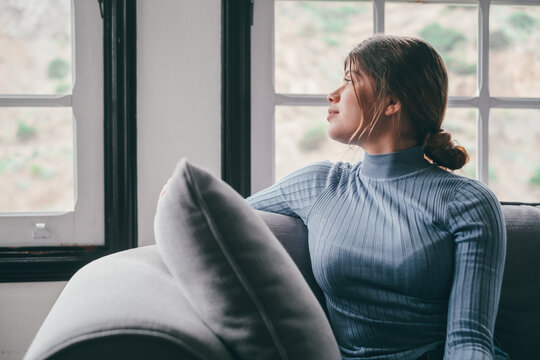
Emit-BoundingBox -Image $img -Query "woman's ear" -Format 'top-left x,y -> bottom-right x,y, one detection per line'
384,98 -> 401,116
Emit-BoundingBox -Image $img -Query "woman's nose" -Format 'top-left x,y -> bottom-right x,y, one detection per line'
328,89 -> 339,103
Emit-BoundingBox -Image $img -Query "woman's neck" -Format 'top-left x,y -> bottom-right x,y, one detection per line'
360,132 -> 419,155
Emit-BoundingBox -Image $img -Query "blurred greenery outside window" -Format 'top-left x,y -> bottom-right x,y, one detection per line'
0,0 -> 104,249
0,0 -> 74,213
270,0 -> 540,203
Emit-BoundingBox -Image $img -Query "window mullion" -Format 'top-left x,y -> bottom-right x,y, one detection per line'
251,0 -> 275,194
478,0 -> 490,185
373,0 -> 385,34
0,95 -> 72,107
490,97 -> 540,109
275,94 -> 327,107
448,96 -> 480,108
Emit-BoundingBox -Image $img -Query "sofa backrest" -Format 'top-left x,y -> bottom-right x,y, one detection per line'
496,204 -> 540,360
258,204 -> 540,360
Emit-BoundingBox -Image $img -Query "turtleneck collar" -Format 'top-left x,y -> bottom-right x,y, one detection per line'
359,146 -> 432,179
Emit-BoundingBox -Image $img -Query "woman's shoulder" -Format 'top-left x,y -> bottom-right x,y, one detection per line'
429,169 -> 501,213
279,160 -> 354,187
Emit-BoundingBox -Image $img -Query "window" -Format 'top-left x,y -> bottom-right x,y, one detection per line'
250,0 -> 540,203
0,0 -> 103,246
0,0 -> 137,282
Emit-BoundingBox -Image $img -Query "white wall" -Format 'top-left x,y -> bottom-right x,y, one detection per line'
0,1 -> 221,358
137,0 -> 222,247
0,282 -> 66,359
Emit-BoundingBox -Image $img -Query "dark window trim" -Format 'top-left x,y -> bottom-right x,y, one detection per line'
0,0 -> 137,283
221,0 -> 252,197
500,202 -> 540,206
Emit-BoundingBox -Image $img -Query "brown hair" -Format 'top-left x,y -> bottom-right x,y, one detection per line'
345,34 -> 469,170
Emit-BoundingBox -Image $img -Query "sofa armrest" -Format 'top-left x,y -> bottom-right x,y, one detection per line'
24,246 -> 234,360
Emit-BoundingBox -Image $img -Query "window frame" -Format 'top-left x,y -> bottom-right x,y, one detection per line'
249,0 -> 540,197
222,0 -> 253,197
0,0 -> 137,282
0,0 -> 105,247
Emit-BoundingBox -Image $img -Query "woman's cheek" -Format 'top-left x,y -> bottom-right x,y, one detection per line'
327,121 -> 348,144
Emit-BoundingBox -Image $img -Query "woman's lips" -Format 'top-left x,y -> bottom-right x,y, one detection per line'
327,108 -> 339,121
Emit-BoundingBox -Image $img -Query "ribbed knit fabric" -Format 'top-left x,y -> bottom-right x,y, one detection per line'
247,146 -> 506,360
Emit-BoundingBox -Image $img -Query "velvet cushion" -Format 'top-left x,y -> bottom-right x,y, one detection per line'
154,159 -> 341,360
495,204 -> 540,360
255,210 -> 327,312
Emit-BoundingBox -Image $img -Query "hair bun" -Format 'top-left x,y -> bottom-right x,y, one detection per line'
424,130 -> 469,170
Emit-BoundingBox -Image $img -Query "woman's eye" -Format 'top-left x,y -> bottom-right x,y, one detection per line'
343,78 -> 352,85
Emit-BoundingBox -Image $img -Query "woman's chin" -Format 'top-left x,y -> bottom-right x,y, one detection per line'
328,132 -> 349,145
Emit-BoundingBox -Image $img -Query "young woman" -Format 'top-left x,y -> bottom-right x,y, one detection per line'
247,35 -> 508,360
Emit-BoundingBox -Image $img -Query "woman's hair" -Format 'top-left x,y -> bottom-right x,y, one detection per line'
346,34 -> 469,170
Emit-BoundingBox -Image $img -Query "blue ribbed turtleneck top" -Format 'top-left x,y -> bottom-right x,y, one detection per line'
247,146 -> 506,360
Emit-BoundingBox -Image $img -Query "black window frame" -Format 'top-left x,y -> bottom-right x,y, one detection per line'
222,0 -> 252,197
0,0 -> 138,283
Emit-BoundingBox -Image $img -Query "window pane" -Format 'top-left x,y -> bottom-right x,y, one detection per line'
386,3 -> 477,97
0,107 -> 74,212
0,0 -> 72,94
444,108 -> 477,179
490,5 -> 540,97
275,1 -> 373,94
275,106 -> 363,181
489,109 -> 540,202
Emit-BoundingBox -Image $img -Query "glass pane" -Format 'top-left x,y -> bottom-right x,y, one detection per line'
489,109 -> 540,202
490,5 -> 540,97
275,1 -> 373,94
275,106 -> 363,181
0,108 -> 74,212
386,3 -> 477,97
0,0 -> 72,94
444,108 -> 477,179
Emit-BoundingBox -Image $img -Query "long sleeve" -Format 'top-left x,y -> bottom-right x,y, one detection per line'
246,161 -> 340,223
444,179 -> 506,360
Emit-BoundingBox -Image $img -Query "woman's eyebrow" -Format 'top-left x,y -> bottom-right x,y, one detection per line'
345,69 -> 361,77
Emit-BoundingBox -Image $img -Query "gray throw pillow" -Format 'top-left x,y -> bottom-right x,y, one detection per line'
154,159 -> 341,360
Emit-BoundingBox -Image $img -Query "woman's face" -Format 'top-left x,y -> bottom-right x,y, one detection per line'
327,67 -> 376,145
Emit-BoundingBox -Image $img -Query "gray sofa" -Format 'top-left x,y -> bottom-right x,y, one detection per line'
24,204 -> 540,360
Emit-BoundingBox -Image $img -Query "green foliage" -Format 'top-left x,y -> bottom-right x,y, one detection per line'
336,5 -> 365,16
462,166 -> 496,181
463,165 -> 476,179
444,5 -> 475,12
299,124 -> 327,152
529,167 -> 540,186
48,58 -> 70,80
55,83 -> 70,94
320,15 -> 347,33
0,158 -> 16,174
489,167 -> 497,182
449,60 -> 476,76
490,30 -> 512,51
16,121 -> 36,140
419,23 -> 466,53
16,179 -> 31,190
324,36 -> 340,47
302,3 -> 367,34
508,12 -> 537,33
301,3 -> 317,12
30,164 -> 56,179
419,23 -> 476,76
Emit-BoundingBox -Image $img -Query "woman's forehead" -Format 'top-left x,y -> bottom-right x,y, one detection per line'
344,57 -> 364,74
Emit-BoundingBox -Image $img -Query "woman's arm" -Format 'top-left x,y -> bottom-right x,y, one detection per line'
246,161 -> 338,223
444,180 -> 506,360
